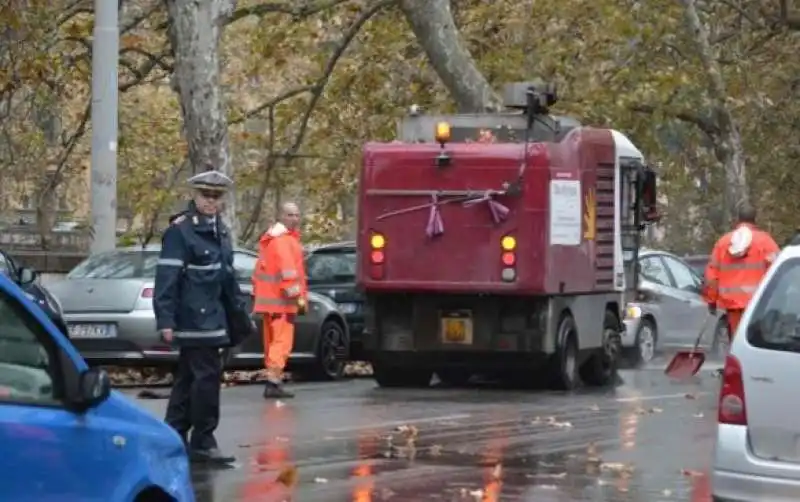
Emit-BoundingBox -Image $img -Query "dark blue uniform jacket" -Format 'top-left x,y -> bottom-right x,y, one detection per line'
153,203 -> 246,348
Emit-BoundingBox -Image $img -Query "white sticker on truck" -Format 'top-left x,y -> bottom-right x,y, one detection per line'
549,179 -> 582,246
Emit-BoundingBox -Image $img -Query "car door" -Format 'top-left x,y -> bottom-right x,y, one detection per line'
661,254 -> 711,344
0,283 -> 109,502
638,254 -> 686,345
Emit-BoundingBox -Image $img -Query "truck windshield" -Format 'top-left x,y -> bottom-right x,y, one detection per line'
305,249 -> 356,284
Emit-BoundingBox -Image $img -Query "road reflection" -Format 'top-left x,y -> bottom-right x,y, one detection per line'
352,433 -> 376,502
239,401 -> 296,501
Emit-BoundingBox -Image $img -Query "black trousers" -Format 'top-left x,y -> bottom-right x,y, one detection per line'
165,346 -> 222,451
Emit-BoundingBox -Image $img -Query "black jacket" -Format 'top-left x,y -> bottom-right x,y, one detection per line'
153,203 -> 250,347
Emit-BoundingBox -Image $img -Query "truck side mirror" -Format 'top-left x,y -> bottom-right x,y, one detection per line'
641,167 -> 660,223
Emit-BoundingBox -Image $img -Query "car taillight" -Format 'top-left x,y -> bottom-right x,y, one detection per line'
141,288 -> 154,298
369,232 -> 385,279
718,354 -> 747,426
500,235 -> 516,282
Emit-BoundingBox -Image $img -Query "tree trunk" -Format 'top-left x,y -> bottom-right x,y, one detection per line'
680,0 -> 748,223
398,0 -> 502,112
165,0 -> 238,240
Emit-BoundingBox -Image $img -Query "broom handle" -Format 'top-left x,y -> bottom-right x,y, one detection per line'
693,315 -> 714,352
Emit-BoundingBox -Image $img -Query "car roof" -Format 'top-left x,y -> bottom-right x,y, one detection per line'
109,245 -> 256,256
306,241 -> 356,252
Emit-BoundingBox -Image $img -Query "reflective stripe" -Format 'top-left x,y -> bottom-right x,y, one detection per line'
766,252 -> 777,263
174,329 -> 227,339
718,262 -> 767,271
186,262 -> 222,271
255,297 -> 296,307
719,285 -> 758,294
255,272 -> 280,283
285,284 -> 301,297
280,269 -> 298,280
157,258 -> 184,267
707,260 -> 719,268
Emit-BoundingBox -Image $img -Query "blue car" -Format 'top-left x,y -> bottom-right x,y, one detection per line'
0,273 -> 194,502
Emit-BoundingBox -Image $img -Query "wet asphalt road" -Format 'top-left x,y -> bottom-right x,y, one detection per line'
131,359 -> 722,502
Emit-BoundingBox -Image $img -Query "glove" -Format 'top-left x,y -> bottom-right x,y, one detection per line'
707,303 -> 717,315
297,297 -> 307,315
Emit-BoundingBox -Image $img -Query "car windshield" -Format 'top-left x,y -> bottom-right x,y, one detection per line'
305,249 -> 356,284
747,257 -> 800,352
67,251 -> 160,279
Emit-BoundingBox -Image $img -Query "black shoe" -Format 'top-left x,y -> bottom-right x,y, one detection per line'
263,383 -> 294,399
189,448 -> 235,464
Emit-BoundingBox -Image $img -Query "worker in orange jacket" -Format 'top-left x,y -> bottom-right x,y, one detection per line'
253,202 -> 307,398
704,204 -> 778,341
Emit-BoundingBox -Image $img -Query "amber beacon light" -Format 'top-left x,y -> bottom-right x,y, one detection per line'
500,235 -> 516,281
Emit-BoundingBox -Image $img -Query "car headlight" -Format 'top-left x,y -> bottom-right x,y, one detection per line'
624,305 -> 642,319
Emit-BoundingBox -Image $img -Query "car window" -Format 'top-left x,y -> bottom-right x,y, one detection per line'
0,253 -> 9,276
662,256 -> 700,291
0,288 -> 58,403
639,256 -> 672,287
67,251 -> 160,279
305,249 -> 356,284
746,258 -> 800,352
233,252 -> 257,282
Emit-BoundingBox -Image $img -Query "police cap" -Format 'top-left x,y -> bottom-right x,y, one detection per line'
187,170 -> 233,192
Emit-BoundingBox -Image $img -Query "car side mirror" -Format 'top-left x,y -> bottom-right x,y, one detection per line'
75,368 -> 111,411
640,166 -> 660,223
18,267 -> 37,285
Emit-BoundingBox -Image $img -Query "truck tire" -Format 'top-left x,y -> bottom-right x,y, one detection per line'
436,369 -> 472,387
549,314 -> 580,390
373,362 -> 432,388
580,310 -> 620,387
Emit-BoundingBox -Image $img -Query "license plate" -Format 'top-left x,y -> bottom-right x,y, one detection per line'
440,311 -> 473,344
337,303 -> 357,314
68,323 -> 117,339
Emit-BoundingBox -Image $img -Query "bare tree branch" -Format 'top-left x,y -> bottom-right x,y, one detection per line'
227,0 -> 351,24
239,0 -> 393,240
628,104 -> 720,138
139,160 -> 191,246
229,84 -> 315,125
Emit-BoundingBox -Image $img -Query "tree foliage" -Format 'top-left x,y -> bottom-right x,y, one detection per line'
3,0 -> 800,253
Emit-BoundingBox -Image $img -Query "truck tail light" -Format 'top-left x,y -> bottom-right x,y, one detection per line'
369,232 -> 386,279
718,355 -> 747,426
500,235 -> 516,282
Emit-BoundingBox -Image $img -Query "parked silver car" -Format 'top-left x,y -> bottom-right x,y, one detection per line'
47,245 -> 349,379
713,244 -> 800,501
621,249 -> 727,365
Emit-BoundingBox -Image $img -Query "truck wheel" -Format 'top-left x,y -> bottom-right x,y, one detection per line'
373,362 -> 432,388
436,369 -> 472,387
580,310 -> 620,387
549,314 -> 580,390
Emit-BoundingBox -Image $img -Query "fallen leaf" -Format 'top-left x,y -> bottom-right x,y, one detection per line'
681,468 -> 704,478
531,416 -> 542,425
314,477 -> 328,483
662,488 -> 673,496
693,412 -> 705,418
685,393 -> 697,400
589,404 -> 600,411
491,463 -> 503,480
275,465 -> 298,487
586,441 -> 601,463
650,407 -> 663,413
600,462 -> 635,474
468,488 -> 484,500
429,444 -> 443,457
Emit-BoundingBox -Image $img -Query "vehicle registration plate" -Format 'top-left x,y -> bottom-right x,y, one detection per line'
68,323 -> 117,339
440,311 -> 473,344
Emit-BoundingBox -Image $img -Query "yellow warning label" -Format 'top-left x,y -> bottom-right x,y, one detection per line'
584,188 -> 596,240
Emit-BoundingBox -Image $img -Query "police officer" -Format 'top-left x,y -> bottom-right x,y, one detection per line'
154,169 -> 248,464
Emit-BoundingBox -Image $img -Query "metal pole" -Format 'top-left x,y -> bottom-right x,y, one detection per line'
89,0 -> 119,253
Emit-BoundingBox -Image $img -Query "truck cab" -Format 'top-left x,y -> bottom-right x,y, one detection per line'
357,82 -> 658,389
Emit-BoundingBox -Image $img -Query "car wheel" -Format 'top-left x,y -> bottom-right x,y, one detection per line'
625,318 -> 657,367
311,320 -> 347,381
580,310 -> 620,387
548,314 -> 580,390
710,317 -> 729,359
372,362 -> 432,388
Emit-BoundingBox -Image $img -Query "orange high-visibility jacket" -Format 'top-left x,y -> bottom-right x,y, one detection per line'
252,223 -> 307,314
703,223 -> 779,310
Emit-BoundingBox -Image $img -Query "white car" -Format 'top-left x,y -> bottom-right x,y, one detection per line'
712,244 -> 800,501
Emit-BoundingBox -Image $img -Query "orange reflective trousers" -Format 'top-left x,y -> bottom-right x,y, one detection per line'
262,314 -> 295,381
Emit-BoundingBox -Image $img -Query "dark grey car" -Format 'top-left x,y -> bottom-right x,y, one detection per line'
47,245 -> 350,379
